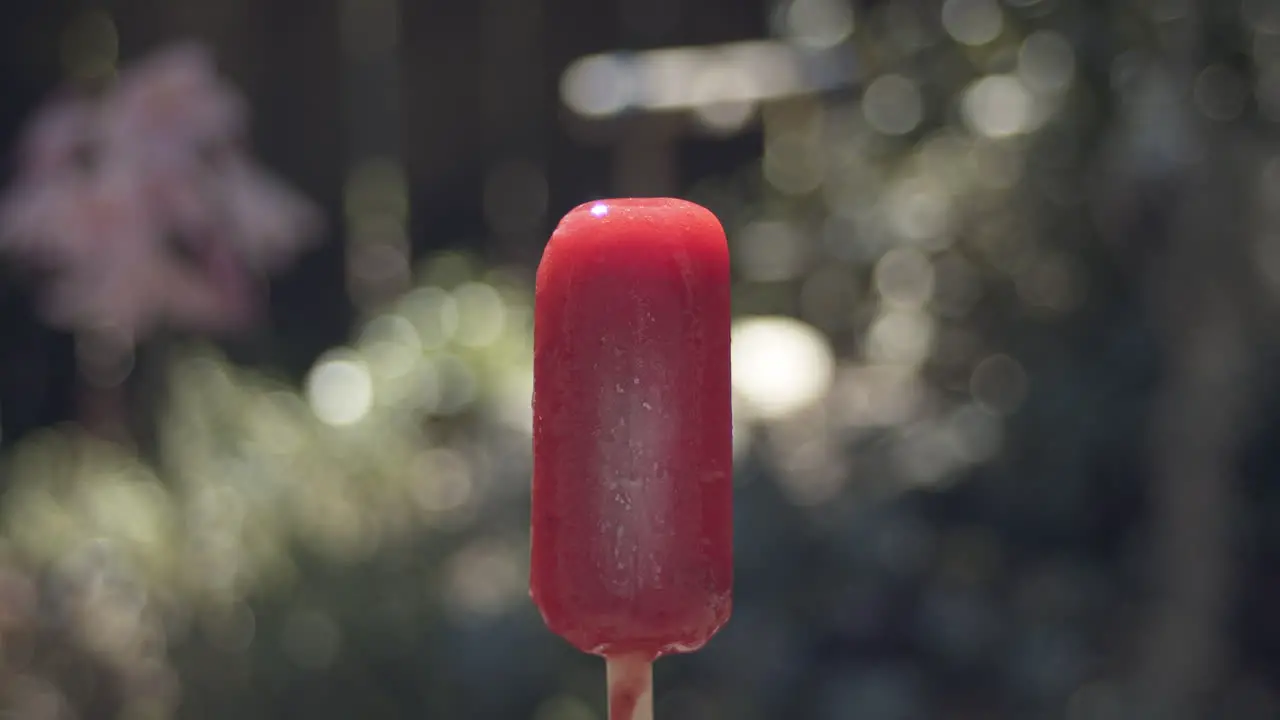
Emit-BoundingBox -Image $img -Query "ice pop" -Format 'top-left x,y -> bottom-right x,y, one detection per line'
531,198 -> 733,718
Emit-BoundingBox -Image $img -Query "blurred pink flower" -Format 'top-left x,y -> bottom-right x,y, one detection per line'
0,41 -> 322,344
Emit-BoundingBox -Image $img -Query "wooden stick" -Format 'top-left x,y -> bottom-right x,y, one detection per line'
606,654 -> 653,720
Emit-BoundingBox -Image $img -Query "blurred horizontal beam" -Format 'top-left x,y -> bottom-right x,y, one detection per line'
559,39 -> 858,120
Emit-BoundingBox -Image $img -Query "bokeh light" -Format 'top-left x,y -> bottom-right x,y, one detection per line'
962,75 -> 1034,138
306,352 -> 374,426
731,316 -> 835,420
862,74 -> 924,136
782,0 -> 855,50
941,0 -> 1003,47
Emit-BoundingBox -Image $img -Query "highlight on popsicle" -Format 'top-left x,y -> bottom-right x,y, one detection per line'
531,198 -> 733,720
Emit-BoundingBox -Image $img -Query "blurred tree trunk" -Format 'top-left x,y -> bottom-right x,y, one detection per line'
1087,8 -> 1266,716
1136,126 -> 1256,719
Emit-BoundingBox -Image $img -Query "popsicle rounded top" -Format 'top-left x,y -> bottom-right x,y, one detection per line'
531,198 -> 733,661
536,198 -> 727,289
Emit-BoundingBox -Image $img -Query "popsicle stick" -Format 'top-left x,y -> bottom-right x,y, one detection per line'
606,654 -> 653,720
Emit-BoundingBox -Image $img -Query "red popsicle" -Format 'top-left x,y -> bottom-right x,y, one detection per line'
531,198 -> 733,719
